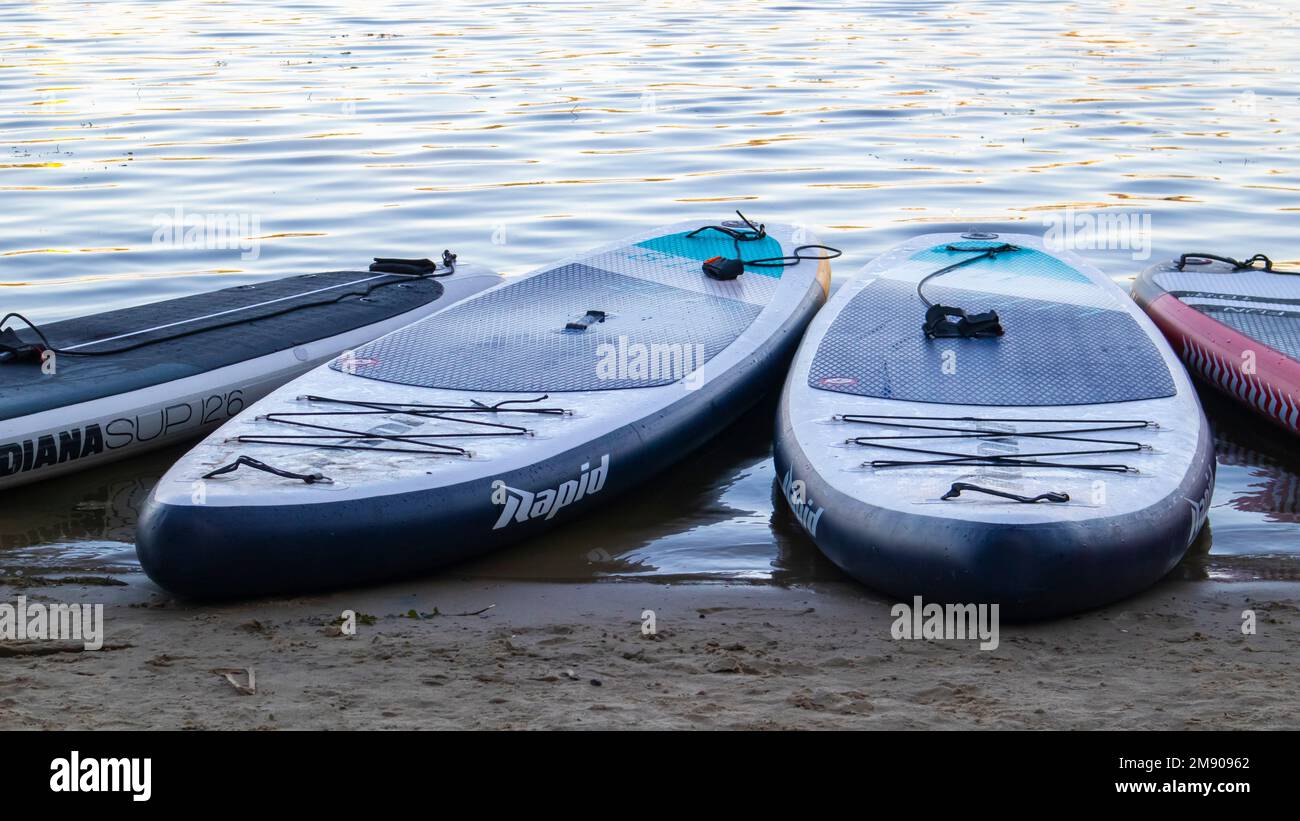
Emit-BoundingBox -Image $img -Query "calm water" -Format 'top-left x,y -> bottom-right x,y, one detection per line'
2,0 -> 1299,587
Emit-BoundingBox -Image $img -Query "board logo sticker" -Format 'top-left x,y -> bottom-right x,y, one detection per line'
336,355 -> 379,370
781,467 -> 824,536
818,376 -> 858,388
0,426 -> 104,477
491,455 -> 610,530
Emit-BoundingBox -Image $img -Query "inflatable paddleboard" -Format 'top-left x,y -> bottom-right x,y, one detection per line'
0,259 -> 500,489
137,217 -> 833,598
775,232 -> 1214,619
1134,253 -> 1300,435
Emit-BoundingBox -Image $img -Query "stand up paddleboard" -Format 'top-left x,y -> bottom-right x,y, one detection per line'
1134,252 -> 1300,435
775,233 -> 1214,619
137,216 -> 834,598
0,257 -> 500,489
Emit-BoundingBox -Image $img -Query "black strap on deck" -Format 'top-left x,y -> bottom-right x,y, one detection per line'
917,243 -> 1019,339
202,455 -> 333,485
564,310 -> 607,332
941,482 -> 1069,504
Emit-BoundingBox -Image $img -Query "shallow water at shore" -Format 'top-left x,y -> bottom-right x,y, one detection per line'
2,0 -> 1299,590
3,389 -> 1299,593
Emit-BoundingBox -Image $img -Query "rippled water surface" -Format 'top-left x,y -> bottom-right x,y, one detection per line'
2,0 -> 1299,586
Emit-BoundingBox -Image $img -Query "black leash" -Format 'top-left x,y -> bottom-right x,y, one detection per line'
0,250 -> 459,364
370,250 -> 457,276
687,211 -> 841,281
918,243 -> 1019,339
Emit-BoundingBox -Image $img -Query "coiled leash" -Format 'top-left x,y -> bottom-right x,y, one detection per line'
688,211 -> 842,281
370,249 -> 457,277
917,242 -> 1020,339
0,250 -> 459,364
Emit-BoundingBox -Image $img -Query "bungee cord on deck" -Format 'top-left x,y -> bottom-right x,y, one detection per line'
835,413 -> 1157,473
228,394 -> 571,458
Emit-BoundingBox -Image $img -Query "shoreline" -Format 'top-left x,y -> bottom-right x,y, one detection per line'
2,574 -> 1296,730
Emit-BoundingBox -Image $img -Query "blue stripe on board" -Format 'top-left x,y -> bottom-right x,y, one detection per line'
908,242 -> 1093,284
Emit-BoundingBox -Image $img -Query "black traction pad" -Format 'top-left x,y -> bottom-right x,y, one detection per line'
336,263 -> 763,392
809,278 -> 1175,406
0,271 -> 444,422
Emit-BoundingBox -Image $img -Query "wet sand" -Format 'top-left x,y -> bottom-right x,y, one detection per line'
3,573 -> 1296,730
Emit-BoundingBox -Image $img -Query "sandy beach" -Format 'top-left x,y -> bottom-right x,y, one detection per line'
3,571 -> 1296,730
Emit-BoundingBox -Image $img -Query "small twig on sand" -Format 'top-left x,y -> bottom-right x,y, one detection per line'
210,667 -> 256,695
451,604 -> 496,617
0,642 -> 130,657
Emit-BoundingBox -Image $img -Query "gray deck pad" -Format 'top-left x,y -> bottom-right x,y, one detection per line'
1151,264 -> 1300,361
808,278 -> 1175,406
336,263 -> 763,392
1190,306 -> 1300,361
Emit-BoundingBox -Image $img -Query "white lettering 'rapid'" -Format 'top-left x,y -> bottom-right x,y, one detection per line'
492,455 -> 610,529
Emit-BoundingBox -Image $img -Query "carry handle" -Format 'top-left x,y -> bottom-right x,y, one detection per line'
564,309 -> 608,332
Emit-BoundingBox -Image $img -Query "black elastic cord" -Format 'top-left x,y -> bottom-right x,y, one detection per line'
235,394 -> 571,456
1176,252 -> 1295,275
0,313 -> 52,349
917,242 -> 1020,308
0,313 -> 53,363
202,455 -> 332,484
686,210 -> 768,252
745,244 -> 843,268
0,251 -> 458,361
839,414 -> 1152,473
687,210 -> 842,270
941,482 -> 1069,504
